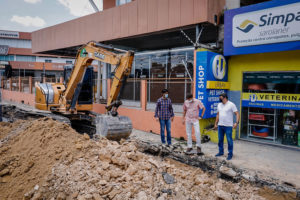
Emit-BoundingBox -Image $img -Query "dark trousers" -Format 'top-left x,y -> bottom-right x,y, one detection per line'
159,119 -> 171,145
218,126 -> 233,156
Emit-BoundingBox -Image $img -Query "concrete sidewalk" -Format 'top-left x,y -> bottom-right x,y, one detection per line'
131,129 -> 300,189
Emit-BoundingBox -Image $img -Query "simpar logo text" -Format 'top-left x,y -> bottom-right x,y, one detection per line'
233,2 -> 300,47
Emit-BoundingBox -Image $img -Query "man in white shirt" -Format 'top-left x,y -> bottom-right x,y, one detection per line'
214,93 -> 240,160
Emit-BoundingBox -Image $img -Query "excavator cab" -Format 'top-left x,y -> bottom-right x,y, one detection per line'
63,65 -> 94,105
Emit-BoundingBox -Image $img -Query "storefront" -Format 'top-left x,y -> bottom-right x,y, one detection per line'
224,0 -> 300,148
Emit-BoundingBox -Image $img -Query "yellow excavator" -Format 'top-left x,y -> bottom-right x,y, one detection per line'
35,41 -> 134,140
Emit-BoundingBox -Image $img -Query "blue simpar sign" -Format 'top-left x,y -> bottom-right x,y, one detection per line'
195,50 -> 229,119
224,0 -> 300,56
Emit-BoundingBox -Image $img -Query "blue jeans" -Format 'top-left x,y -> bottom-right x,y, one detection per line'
159,119 -> 171,145
218,126 -> 233,156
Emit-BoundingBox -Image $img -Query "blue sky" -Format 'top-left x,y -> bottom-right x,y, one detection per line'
0,0 -> 103,32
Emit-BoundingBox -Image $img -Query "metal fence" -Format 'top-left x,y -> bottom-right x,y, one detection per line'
147,78 -> 193,103
120,79 -> 141,101
146,78 -> 193,113
1,76 -> 62,94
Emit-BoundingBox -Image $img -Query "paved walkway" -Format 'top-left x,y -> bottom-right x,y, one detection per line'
131,129 -> 300,189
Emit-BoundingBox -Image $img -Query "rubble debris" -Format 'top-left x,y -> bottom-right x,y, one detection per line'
162,172 -> 176,184
0,118 -> 299,200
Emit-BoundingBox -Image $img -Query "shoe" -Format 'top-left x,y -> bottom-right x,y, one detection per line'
226,155 -> 233,160
166,144 -> 171,148
215,153 -> 224,157
186,148 -> 193,153
197,147 -> 202,155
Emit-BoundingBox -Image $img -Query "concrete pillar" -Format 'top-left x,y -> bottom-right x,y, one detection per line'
29,76 -> 33,94
9,78 -> 12,91
18,76 -> 21,92
96,61 -> 102,101
107,78 -> 111,101
43,76 -> 46,83
141,80 -> 147,110
102,63 -> 107,99
60,77 -> 64,83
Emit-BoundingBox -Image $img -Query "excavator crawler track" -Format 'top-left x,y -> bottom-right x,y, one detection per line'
2,104 -> 132,141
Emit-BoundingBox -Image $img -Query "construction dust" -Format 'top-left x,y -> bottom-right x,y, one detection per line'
0,118 -> 297,200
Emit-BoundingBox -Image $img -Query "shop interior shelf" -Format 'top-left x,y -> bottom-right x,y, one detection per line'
248,112 -> 275,116
249,134 -> 274,140
248,124 -> 275,128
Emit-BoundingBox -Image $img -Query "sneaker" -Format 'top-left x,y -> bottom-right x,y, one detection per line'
215,153 -> 224,157
186,148 -> 193,153
226,154 -> 233,160
197,147 -> 202,154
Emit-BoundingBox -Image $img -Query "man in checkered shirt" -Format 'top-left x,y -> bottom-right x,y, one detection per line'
154,89 -> 174,146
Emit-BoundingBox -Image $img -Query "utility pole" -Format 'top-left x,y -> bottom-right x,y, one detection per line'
88,0 -> 100,12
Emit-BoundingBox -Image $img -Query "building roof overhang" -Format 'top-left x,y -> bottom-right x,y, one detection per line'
32,0 -> 225,56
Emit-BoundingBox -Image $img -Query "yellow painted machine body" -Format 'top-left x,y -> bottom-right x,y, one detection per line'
35,82 -> 93,112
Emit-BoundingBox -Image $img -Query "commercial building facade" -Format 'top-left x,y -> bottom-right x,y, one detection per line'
0,30 -> 75,82
2,0 -> 224,139
4,0 -> 298,149
224,0 -> 300,148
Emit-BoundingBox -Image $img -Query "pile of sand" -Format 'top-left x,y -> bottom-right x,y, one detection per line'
0,118 -> 93,199
0,118 -> 279,200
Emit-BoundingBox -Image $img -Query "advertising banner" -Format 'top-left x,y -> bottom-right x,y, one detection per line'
224,0 -> 300,56
0,30 -> 19,39
0,45 -> 9,55
242,92 -> 300,110
195,50 -> 229,118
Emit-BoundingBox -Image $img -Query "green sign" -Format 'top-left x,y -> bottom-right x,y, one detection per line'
80,48 -> 87,58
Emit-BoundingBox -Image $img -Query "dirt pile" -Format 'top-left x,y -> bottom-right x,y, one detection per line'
0,118 -> 94,199
0,118 -> 289,200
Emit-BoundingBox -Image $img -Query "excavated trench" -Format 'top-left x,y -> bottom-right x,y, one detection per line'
0,104 -> 299,200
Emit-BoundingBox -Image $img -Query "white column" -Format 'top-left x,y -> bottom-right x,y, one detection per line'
96,61 -> 101,101
102,62 -> 107,99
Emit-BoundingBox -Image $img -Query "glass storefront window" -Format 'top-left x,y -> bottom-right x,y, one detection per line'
0,55 -> 14,61
241,72 -> 300,147
135,54 -> 149,78
116,0 -> 131,6
119,48 -> 194,104
150,53 -> 167,79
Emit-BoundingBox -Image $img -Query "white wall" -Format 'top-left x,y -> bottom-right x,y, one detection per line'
226,0 -> 240,9
0,38 -> 31,48
36,56 -> 74,64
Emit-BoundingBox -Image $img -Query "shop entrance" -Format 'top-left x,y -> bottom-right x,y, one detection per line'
240,72 -> 300,147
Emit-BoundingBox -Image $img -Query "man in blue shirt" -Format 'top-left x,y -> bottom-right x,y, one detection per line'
154,89 -> 174,146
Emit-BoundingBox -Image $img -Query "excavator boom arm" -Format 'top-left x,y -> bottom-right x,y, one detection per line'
61,41 -> 134,112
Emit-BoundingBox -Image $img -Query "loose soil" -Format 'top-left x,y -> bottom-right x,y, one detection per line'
0,118 -> 298,200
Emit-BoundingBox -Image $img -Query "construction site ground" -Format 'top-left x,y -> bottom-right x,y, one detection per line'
131,129 -> 300,189
0,101 -> 300,200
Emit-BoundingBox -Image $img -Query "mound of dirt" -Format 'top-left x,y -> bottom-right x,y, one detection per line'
0,118 -> 288,200
0,118 -> 94,199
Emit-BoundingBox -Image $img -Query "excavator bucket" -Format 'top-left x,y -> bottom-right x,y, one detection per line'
94,115 -> 132,141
